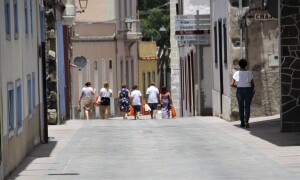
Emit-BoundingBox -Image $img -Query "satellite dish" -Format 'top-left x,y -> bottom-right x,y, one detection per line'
267,0 -> 278,18
74,56 -> 87,69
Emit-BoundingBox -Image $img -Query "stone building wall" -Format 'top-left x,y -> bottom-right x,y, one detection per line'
280,1 -> 300,131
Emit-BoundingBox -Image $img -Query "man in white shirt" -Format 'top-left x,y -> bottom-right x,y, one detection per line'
131,85 -> 142,120
146,82 -> 160,119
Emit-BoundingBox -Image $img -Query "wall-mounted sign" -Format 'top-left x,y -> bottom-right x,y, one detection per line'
172,68 -> 180,75
254,13 -> 275,20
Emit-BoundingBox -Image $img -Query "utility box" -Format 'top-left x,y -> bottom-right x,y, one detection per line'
268,54 -> 279,67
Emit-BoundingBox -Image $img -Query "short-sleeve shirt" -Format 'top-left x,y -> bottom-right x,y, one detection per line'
131,90 -> 142,105
146,86 -> 159,103
233,70 -> 253,88
100,88 -> 112,97
82,87 -> 94,98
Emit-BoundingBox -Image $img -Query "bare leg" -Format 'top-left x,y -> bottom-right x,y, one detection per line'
100,107 -> 105,119
85,110 -> 89,119
153,109 -> 157,119
104,107 -> 109,119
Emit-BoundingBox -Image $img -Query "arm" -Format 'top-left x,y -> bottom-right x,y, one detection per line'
251,79 -> 255,94
92,88 -> 96,95
169,93 -> 173,105
157,92 -> 160,104
79,92 -> 84,103
109,89 -> 113,97
159,94 -> 162,104
146,94 -> 149,104
230,79 -> 236,88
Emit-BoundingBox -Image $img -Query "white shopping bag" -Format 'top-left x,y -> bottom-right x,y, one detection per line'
145,104 -> 151,112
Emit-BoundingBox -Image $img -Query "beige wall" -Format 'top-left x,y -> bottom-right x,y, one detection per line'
75,0 -> 115,21
3,107 -> 40,177
72,23 -> 117,100
0,0 -> 43,178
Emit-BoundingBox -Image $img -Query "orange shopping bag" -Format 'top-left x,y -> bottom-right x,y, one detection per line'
128,105 -> 134,116
94,96 -> 101,107
171,106 -> 176,119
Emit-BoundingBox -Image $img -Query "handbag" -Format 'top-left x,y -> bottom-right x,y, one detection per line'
100,97 -> 110,106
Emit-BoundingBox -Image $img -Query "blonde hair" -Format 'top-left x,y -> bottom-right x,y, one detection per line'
104,82 -> 109,89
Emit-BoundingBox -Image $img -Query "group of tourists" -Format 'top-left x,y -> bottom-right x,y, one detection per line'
79,81 -> 173,120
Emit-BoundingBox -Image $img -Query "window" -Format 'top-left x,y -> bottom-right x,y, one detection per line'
27,74 -> 32,116
218,19 -> 223,64
94,60 -> 98,70
7,82 -> 14,133
13,0 -> 19,39
102,59 -> 106,83
129,0 -> 132,17
142,72 -> 146,96
126,60 -> 129,87
32,72 -> 36,110
120,59 -> 124,84
16,79 -> 22,130
40,7 -> 45,41
148,72 -> 151,87
152,71 -> 156,84
131,59 -> 134,87
118,0 -> 122,28
214,21 -> 218,64
223,18 -> 227,64
24,0 -> 29,36
30,0 -> 33,35
124,0 -> 127,17
5,0 -> 11,40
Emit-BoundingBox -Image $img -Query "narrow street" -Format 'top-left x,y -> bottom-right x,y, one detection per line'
8,115 -> 300,180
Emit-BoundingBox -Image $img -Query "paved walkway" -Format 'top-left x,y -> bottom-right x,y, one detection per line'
7,115 -> 300,180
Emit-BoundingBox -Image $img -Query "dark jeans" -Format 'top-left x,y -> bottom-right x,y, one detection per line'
236,87 -> 253,124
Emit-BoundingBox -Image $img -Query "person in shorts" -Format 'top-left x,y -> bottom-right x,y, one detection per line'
146,82 -> 160,119
130,85 -> 142,120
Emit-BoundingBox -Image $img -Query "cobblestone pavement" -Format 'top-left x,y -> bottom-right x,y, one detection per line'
7,114 -> 300,180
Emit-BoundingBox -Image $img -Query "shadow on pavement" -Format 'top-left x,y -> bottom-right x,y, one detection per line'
7,138 -> 57,179
235,118 -> 300,146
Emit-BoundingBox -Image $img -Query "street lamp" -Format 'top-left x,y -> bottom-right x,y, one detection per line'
157,25 -> 170,90
124,17 -> 133,32
79,0 -> 88,10
117,17 -> 133,34
77,0 -> 88,13
159,25 -> 167,34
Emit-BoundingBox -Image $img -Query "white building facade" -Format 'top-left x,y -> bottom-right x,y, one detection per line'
170,0 -> 212,117
0,0 -> 45,178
